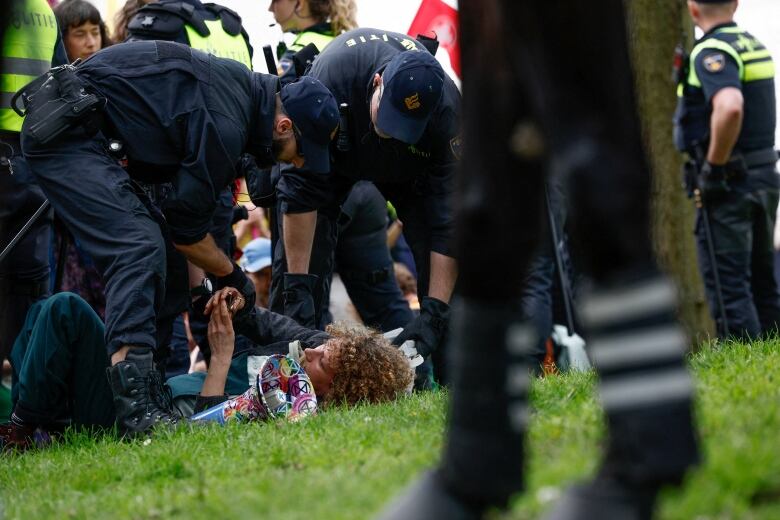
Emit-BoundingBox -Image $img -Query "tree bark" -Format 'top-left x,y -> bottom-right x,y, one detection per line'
626,0 -> 714,344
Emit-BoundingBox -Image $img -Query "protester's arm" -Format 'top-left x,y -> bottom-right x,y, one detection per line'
200,299 -> 235,397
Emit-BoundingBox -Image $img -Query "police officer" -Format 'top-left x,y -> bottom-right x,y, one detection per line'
268,0 -> 357,85
19,40 -> 339,435
126,0 -> 252,69
0,0 -> 68,372
270,29 -> 459,381
674,0 -> 780,340
264,0 -> 411,333
380,0 -> 700,518
127,0 -> 255,372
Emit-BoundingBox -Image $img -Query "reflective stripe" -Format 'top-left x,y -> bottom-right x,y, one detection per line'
715,27 -> 743,34
3,56 -> 49,76
689,39 -> 743,87
589,325 -> 686,370
600,368 -> 693,412
1,0 -> 58,132
506,364 -> 530,395
745,60 -> 775,82
580,279 -> 676,329
742,49 -> 771,62
507,323 -> 538,355
185,19 -> 252,69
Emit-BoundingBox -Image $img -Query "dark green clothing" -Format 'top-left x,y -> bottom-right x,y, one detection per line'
10,292 -> 114,428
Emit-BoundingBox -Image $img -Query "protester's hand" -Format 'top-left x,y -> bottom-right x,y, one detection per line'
207,298 -> 235,365
204,287 -> 246,316
392,297 -> 450,359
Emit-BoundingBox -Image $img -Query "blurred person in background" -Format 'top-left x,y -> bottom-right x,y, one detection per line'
1,0 -> 68,419
54,0 -> 112,62
112,0 -> 154,43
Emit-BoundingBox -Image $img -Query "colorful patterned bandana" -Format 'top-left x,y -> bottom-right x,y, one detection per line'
190,354 -> 318,425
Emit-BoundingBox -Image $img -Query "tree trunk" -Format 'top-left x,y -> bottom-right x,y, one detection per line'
626,0 -> 714,344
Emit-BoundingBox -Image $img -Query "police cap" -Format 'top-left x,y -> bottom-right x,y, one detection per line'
377,50 -> 445,144
280,78 -> 339,173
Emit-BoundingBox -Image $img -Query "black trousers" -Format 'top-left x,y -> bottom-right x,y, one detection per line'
695,177 -> 780,339
441,0 -> 699,505
0,134 -> 52,362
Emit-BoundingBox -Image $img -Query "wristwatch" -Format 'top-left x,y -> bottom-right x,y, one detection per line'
190,277 -> 214,299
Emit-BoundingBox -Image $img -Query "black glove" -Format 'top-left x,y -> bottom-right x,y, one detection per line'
283,273 -> 319,329
231,205 -> 249,224
215,263 -> 256,318
392,297 -> 450,359
698,162 -> 730,202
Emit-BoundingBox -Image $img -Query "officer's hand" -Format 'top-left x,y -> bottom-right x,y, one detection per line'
214,264 -> 256,319
698,162 -> 730,203
392,297 -> 450,359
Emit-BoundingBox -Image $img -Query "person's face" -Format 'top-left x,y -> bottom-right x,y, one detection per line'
369,74 -> 392,139
248,267 -> 271,308
303,342 -> 337,397
268,0 -> 300,32
272,114 -> 305,168
64,21 -> 101,61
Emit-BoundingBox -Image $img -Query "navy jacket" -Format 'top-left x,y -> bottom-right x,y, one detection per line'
276,28 -> 460,256
77,41 -> 278,245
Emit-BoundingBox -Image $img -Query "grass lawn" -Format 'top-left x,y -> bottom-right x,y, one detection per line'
1,339 -> 779,519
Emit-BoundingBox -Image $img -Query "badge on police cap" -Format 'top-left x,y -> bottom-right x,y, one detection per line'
703,53 -> 726,73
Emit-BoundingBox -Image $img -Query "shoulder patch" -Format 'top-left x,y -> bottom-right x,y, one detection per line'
703,53 -> 726,73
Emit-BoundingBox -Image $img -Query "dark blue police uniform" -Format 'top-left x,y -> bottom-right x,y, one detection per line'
674,22 -> 780,339
271,28 -> 459,338
21,41 -> 279,356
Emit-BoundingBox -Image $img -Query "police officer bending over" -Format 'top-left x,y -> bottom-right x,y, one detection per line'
18,40 -> 339,435
270,29 -> 459,381
675,0 -> 780,339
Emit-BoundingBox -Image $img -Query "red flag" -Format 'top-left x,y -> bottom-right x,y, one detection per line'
408,0 -> 460,78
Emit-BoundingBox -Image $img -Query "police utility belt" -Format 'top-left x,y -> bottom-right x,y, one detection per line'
11,60 -> 106,145
683,146 -> 779,196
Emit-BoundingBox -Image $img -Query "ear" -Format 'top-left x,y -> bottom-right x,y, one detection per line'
274,113 -> 293,135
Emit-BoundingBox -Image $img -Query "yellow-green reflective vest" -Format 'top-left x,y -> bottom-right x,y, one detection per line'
1,0 -> 58,132
185,19 -> 252,69
289,31 -> 334,54
686,26 -> 775,88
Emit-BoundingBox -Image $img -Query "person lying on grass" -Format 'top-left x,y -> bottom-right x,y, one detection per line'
1,289 -> 413,452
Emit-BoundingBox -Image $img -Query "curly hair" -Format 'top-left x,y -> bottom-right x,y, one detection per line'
322,322 -> 413,406
308,0 -> 358,35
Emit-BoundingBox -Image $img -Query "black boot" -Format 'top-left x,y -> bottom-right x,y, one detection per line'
378,298 -> 528,519
107,347 -> 179,436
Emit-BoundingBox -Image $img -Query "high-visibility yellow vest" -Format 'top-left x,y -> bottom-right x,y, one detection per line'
1,0 -> 59,132
288,31 -> 334,54
185,19 -> 252,69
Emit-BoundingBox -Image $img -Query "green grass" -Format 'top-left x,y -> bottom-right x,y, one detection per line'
1,339 -> 779,519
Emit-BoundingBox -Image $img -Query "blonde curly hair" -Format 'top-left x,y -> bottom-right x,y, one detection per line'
308,0 -> 358,35
322,322 -> 413,406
